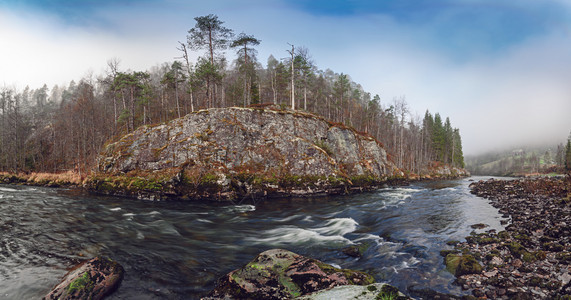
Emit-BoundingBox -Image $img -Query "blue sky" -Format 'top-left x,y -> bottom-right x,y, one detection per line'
1,0 -> 571,154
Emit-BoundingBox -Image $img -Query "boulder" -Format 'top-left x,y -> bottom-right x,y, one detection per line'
205,249 -> 374,299
43,256 -> 124,300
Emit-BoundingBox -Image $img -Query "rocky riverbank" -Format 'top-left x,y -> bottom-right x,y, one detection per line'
444,177 -> 570,299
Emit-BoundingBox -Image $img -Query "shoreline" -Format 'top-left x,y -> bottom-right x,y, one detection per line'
1,169 -> 469,201
444,177 -> 570,299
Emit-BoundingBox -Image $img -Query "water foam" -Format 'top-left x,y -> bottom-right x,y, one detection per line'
247,217 -> 358,246
312,218 -> 358,236
110,207 -> 122,211
0,187 -> 18,192
225,205 -> 255,213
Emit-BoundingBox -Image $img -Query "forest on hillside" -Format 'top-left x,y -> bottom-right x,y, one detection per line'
466,138 -> 571,176
0,14 -> 464,177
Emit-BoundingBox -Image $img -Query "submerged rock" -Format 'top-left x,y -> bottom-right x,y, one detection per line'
43,256 -> 124,300
341,242 -> 371,258
204,249 -> 375,299
86,107 -> 399,200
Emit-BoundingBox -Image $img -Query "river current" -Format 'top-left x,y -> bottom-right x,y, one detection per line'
0,177 -> 506,299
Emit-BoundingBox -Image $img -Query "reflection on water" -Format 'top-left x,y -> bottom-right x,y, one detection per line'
0,177 -> 505,299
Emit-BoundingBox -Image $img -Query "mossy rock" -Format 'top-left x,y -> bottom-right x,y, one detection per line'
440,249 -> 460,257
44,256 -> 124,300
470,223 -> 488,229
208,249 -> 375,299
342,242 -> 372,258
446,240 -> 460,246
506,241 -> 525,257
445,254 -> 482,277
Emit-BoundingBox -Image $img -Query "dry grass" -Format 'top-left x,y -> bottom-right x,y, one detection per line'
28,171 -> 83,184
0,171 -> 83,185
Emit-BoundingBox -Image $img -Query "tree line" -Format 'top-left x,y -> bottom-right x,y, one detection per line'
0,14 -> 464,177
465,133 -> 571,176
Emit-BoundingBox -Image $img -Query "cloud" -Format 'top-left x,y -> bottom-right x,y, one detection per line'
0,3 -> 185,89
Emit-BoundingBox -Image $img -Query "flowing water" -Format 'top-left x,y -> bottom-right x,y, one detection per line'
0,177 -> 507,299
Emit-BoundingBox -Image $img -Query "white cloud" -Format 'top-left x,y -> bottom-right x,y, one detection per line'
0,6 -> 182,89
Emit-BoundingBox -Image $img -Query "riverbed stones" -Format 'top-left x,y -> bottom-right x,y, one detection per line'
43,256 -> 124,300
205,249 -> 375,299
454,177 -> 571,299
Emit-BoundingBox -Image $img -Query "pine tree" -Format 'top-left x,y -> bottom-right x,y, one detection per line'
432,113 -> 445,162
565,138 -> 571,173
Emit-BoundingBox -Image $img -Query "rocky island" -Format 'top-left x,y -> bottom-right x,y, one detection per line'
86,107 -> 401,201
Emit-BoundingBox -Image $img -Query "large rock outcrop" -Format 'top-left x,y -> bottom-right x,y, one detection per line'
87,107 -> 398,200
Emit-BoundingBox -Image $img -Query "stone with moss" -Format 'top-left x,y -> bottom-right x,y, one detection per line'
205,249 -> 375,299
342,242 -> 372,258
44,256 -> 124,300
445,254 -> 482,277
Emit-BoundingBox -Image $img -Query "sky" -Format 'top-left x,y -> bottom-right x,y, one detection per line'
1,0 -> 570,155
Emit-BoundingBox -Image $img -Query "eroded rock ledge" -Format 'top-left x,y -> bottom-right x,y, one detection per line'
86,107 -> 399,200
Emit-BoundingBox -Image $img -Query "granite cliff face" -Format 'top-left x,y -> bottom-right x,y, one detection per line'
87,107 -> 398,200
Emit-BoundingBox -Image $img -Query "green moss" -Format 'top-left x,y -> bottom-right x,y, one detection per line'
466,233 -> 500,245
506,242 -> 524,257
314,260 -> 375,285
350,174 -> 378,186
445,254 -> 482,276
278,276 -> 301,298
514,234 -> 531,243
375,284 -> 401,300
440,250 -> 459,257
130,177 -> 163,191
521,251 -> 535,263
67,272 -> 93,293
201,173 -> 219,184
497,231 -> 509,240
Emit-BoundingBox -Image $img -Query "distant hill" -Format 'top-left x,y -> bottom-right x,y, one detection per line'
465,144 -> 565,176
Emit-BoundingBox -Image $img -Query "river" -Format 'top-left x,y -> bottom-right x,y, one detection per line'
0,177 -> 506,299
